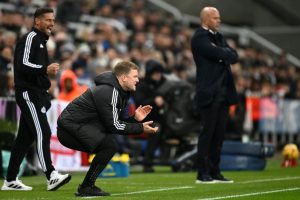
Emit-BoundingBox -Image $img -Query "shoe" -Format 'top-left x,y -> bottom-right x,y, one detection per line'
1,178 -> 32,191
47,171 -> 71,191
75,184 -> 110,197
211,174 -> 234,183
195,174 -> 217,184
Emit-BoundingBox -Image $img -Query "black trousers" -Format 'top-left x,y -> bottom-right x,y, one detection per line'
196,101 -> 229,176
57,127 -> 117,186
7,90 -> 54,181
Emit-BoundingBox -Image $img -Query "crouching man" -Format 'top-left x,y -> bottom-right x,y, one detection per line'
57,61 -> 158,197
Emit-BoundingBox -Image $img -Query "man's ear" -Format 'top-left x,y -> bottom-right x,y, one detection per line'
120,74 -> 127,82
34,17 -> 41,26
117,74 -> 125,85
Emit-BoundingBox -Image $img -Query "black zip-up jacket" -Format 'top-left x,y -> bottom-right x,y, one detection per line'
14,27 -> 50,92
57,72 -> 144,152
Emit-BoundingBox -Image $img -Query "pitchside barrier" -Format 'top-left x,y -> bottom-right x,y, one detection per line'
171,140 -> 275,171
244,96 -> 300,146
0,97 -> 299,172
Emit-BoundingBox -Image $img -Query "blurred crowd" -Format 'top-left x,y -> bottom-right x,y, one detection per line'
1,0 -> 300,151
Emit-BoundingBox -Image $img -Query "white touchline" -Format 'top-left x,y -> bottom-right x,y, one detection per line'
112,186 -> 194,196
69,176 -> 300,199
196,187 -> 300,200
240,176 -> 300,184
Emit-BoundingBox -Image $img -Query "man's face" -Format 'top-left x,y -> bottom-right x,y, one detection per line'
35,12 -> 55,36
64,78 -> 73,92
122,69 -> 139,91
151,72 -> 162,82
207,10 -> 221,32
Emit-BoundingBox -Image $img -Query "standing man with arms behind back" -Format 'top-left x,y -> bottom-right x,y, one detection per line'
1,7 -> 71,191
191,7 -> 238,184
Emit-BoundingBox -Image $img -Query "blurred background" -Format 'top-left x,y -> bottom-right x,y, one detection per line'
0,0 -> 300,175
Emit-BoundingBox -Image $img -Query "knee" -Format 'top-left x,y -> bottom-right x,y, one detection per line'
56,127 -> 69,147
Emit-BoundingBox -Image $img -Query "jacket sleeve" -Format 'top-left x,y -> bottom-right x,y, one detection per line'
18,33 -> 47,75
92,85 -> 144,135
221,35 -> 239,64
120,116 -> 139,123
192,32 -> 238,64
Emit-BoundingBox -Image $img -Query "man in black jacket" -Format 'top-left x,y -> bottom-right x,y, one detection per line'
191,7 -> 238,184
57,61 -> 158,197
1,7 -> 71,191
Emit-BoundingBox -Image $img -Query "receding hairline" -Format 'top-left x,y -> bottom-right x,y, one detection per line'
34,7 -> 54,19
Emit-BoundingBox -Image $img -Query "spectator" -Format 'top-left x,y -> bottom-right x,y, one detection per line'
133,59 -> 166,172
58,69 -> 87,101
0,46 -> 13,73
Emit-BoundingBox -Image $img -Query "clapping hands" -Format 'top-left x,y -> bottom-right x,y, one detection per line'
134,105 -> 152,122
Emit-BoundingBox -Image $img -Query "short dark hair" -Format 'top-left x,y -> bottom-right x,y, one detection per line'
113,61 -> 139,77
34,7 -> 54,19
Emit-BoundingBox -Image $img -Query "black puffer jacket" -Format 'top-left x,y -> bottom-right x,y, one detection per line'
57,71 -> 143,152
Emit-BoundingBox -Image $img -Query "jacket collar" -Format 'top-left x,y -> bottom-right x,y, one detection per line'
113,74 -> 130,99
94,71 -> 130,99
201,26 -> 217,35
32,27 -> 49,42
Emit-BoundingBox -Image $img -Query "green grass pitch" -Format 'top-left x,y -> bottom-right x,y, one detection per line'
1,155 -> 300,200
